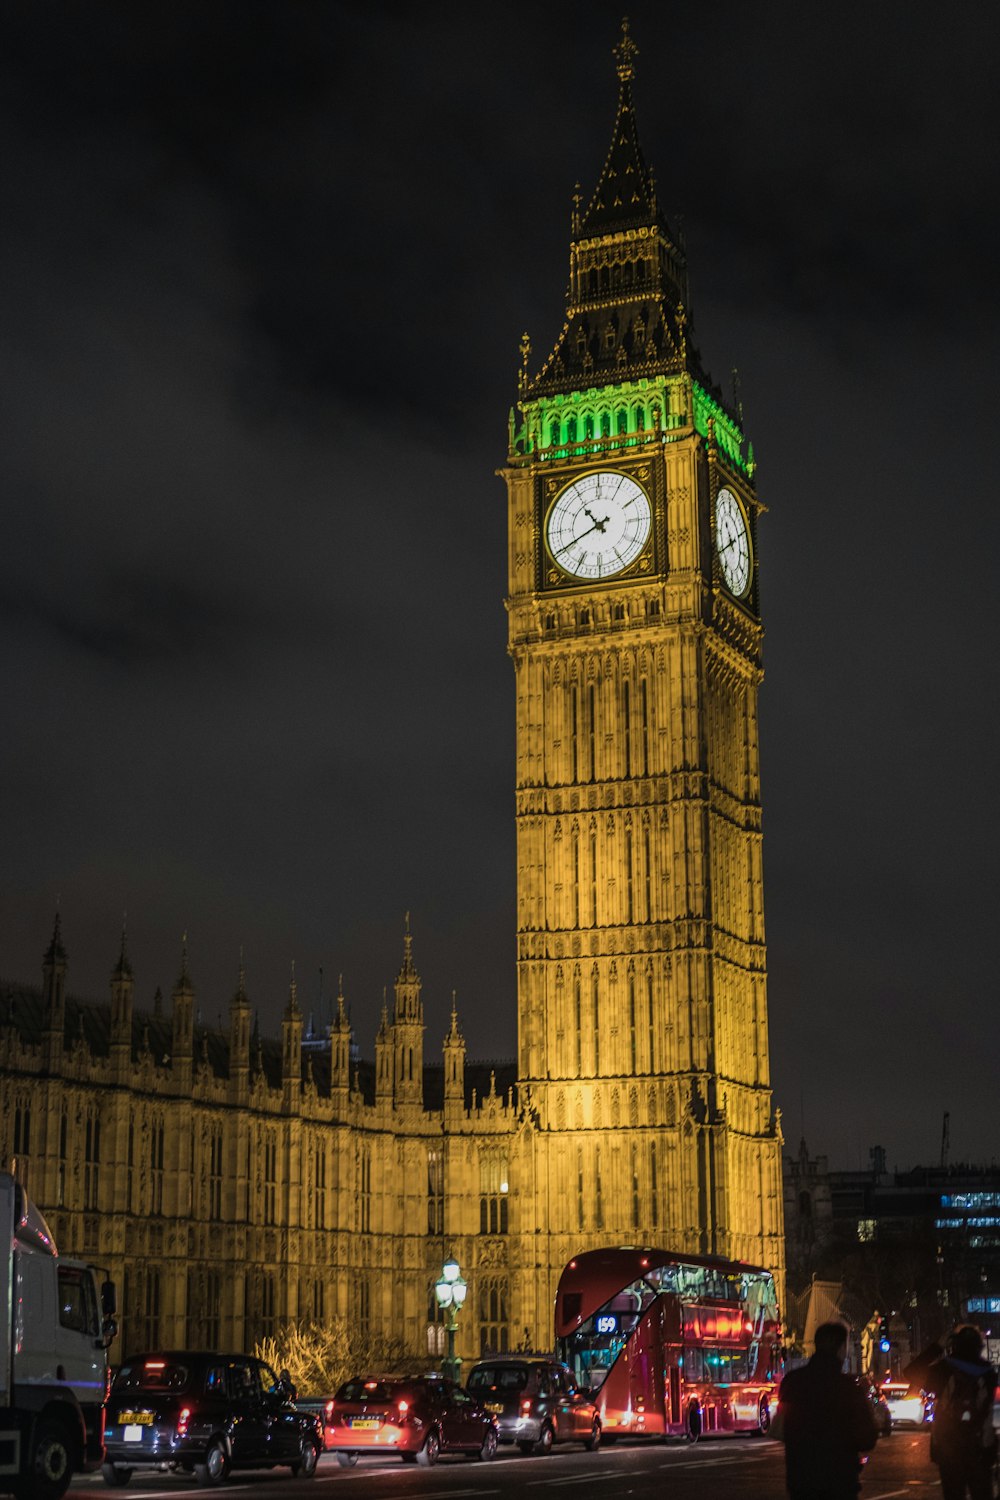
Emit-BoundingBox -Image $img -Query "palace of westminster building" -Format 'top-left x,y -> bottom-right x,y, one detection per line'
0,26 -> 785,1363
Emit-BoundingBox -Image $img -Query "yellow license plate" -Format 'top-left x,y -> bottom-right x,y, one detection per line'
349,1418 -> 381,1429
118,1411 -> 153,1425
485,1402 -> 504,1414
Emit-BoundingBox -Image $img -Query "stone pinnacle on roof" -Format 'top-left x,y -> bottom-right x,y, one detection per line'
233,946 -> 249,1006
397,910 -> 419,984
45,910 -> 67,965
335,972 -> 350,1030
112,915 -> 132,979
177,930 -> 191,988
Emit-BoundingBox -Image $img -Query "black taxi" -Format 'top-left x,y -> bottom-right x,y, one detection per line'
102,1351 -> 321,1486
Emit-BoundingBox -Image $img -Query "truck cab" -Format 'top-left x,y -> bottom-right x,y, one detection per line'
1,1174 -> 115,1500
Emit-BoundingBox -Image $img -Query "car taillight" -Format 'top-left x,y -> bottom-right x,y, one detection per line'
521,1398 -> 533,1415
325,1401 -> 334,1418
177,1407 -> 191,1437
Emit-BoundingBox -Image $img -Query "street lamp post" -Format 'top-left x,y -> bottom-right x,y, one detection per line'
434,1254 -> 467,1383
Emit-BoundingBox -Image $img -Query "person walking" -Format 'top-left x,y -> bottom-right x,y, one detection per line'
926,1325 -> 998,1500
777,1320 -> 879,1500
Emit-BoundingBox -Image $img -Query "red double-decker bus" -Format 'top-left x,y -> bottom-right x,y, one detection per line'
555,1247 -> 782,1441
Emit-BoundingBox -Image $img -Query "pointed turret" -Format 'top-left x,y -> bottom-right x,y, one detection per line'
329,972 -> 352,1099
228,950 -> 251,1104
443,990 -> 466,1124
110,920 -> 134,1081
41,912 -> 67,1071
282,960 -> 303,1109
375,990 -> 392,1102
172,931 -> 195,1092
392,912 -> 424,1106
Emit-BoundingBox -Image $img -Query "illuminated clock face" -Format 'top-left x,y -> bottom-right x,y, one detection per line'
546,472 -> 652,580
715,488 -> 752,597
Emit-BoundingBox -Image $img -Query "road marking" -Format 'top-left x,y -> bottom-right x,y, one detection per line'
530,1477 -> 621,1487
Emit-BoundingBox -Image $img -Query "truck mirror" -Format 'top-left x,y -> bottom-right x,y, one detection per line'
101,1280 -> 118,1318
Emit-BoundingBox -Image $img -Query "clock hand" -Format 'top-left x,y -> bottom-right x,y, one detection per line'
584,507 -> 609,532
556,520 -> 604,555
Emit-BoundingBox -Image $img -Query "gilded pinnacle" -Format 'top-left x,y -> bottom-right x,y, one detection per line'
614,16 -> 638,82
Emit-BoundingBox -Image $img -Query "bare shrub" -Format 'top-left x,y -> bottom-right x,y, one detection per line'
255,1318 -> 433,1397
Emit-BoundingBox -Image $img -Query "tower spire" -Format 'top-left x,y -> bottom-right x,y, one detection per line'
613,14 -> 638,81
525,18 -> 694,399
576,17 -> 656,238
113,913 -> 131,978
45,909 -> 67,965
398,910 -> 418,984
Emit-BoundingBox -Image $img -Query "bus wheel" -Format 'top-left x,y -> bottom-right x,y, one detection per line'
685,1405 -> 701,1443
757,1399 -> 771,1436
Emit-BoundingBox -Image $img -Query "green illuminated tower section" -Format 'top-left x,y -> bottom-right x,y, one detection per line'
503,22 -> 784,1297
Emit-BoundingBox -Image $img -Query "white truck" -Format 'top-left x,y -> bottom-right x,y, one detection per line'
0,1172 -> 116,1499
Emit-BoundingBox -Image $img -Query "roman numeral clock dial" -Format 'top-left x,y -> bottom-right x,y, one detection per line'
715,486 -> 752,598
546,471 -> 652,580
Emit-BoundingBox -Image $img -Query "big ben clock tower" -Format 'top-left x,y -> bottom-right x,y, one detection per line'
505,22 -> 784,1312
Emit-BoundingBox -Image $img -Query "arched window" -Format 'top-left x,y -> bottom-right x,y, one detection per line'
479,1150 -> 509,1235
478,1277 -> 510,1355
616,407 -> 628,435
583,413 -> 595,440
566,415 -> 577,442
600,410 -> 612,438
548,417 -> 561,446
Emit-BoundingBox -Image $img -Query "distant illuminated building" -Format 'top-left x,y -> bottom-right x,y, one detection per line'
0,22 -> 784,1361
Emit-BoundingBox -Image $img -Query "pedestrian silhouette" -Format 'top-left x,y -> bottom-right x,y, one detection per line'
776,1320 -> 879,1499
926,1325 -> 998,1500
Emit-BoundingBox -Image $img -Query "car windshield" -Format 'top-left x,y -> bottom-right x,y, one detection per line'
468,1365 -> 529,1391
115,1360 -> 191,1393
336,1379 -> 409,1403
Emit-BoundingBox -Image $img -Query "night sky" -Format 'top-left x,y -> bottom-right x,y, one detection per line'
3,2 -> 997,1171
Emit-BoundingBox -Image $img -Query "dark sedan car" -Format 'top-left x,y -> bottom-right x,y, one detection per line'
324,1374 -> 498,1465
467,1355 -> 601,1453
102,1351 -> 322,1487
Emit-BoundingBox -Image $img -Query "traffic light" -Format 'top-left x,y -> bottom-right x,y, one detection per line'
878,1315 -> 890,1354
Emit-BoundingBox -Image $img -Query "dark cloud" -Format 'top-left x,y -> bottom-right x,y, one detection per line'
1,0 -> 997,1167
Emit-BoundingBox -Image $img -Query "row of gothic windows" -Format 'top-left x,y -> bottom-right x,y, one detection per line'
546,403 -> 661,447
543,599 -> 659,632
577,258 -> 653,296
